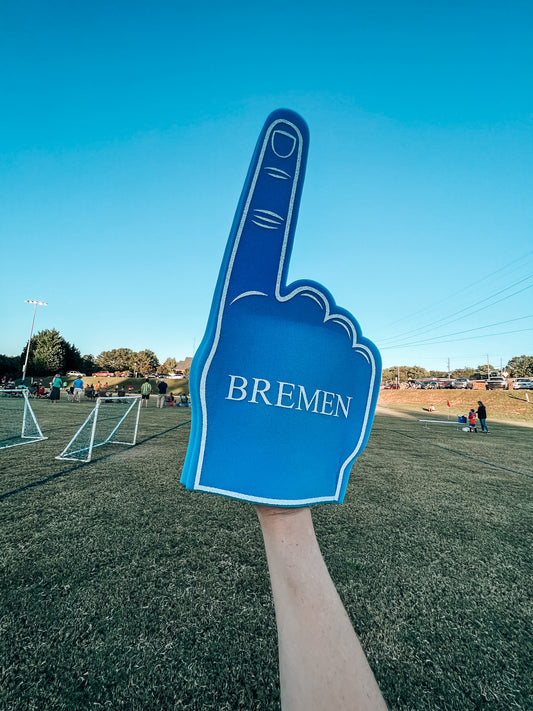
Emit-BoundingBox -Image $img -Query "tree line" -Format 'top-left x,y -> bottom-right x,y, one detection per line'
92,348 -> 185,376
1,328 -> 532,381
0,329 -> 189,379
381,356 -> 533,383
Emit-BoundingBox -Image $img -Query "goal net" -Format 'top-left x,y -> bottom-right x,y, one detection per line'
56,396 -> 141,462
0,389 -> 47,449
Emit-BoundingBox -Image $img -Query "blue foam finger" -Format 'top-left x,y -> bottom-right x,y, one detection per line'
181,109 -> 381,505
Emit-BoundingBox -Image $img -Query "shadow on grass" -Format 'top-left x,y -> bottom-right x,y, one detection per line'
377,422 -> 533,479
0,420 -> 191,502
135,419 -> 191,446
0,458 -> 98,501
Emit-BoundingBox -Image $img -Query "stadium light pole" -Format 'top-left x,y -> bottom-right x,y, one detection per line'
21,300 -> 48,383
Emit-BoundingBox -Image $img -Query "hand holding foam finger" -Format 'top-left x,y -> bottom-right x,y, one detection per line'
181,109 -> 381,506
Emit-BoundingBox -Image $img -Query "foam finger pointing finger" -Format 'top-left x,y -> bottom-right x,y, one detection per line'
222,109 -> 309,306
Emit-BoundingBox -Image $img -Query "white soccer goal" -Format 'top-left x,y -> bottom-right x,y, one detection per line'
56,396 -> 142,462
0,389 -> 47,450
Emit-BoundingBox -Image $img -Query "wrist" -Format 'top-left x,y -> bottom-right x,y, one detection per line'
255,505 -> 318,549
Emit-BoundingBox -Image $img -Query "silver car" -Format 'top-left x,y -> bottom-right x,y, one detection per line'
485,377 -> 509,390
452,378 -> 473,389
513,378 -> 533,390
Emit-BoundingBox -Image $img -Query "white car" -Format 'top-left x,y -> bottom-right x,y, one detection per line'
513,378 -> 533,390
485,377 -> 509,390
452,378 -> 473,389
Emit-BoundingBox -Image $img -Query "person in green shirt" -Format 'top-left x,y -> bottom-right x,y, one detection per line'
140,378 -> 152,407
50,374 -> 62,403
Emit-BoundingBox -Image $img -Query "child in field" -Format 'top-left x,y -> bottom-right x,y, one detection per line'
468,409 -> 477,432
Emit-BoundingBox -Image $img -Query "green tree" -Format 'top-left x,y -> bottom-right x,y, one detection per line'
95,348 -> 135,372
160,357 -> 178,374
381,367 -> 396,383
135,349 -> 159,375
451,367 -> 477,379
381,365 -> 428,383
0,354 -> 21,379
21,329 -> 68,376
82,354 -> 96,374
405,365 -> 429,381
506,355 -> 533,377
64,340 -> 84,373
95,351 -> 113,370
477,363 -> 496,377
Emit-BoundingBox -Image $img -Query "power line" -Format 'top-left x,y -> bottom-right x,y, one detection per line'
378,249 -> 533,334
379,277 -> 533,344
380,327 -> 533,349
380,314 -> 532,348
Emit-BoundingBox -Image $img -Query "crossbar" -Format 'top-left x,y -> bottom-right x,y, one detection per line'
419,419 -> 464,431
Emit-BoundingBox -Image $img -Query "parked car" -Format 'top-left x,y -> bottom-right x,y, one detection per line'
384,383 -> 400,389
485,377 -> 509,390
93,371 -> 114,377
66,371 -> 86,377
437,380 -> 454,389
452,378 -> 473,389
513,378 -> 533,390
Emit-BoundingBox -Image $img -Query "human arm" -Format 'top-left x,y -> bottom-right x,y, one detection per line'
256,505 -> 388,711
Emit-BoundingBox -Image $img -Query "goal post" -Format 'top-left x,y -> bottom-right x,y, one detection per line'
0,389 -> 47,450
56,396 -> 141,462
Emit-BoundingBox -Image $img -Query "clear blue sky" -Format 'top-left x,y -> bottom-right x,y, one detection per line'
1,0 -> 532,373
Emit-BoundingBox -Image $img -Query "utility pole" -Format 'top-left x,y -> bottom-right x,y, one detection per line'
447,357 -> 451,377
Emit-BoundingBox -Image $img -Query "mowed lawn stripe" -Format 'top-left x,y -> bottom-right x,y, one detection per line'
381,425 -> 532,478
0,399 -> 531,709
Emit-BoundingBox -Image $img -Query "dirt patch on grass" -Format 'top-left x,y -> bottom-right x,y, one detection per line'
375,405 -> 415,419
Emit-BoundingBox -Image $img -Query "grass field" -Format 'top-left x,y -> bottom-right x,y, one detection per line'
378,388 -> 533,426
1,394 -> 532,710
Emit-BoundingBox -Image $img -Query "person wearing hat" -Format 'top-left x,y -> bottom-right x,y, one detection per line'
157,378 -> 168,408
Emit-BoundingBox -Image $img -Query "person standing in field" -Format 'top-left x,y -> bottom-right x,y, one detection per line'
476,401 -> 489,433
141,378 -> 152,407
49,374 -> 62,403
157,378 -> 168,408
72,376 -> 84,402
